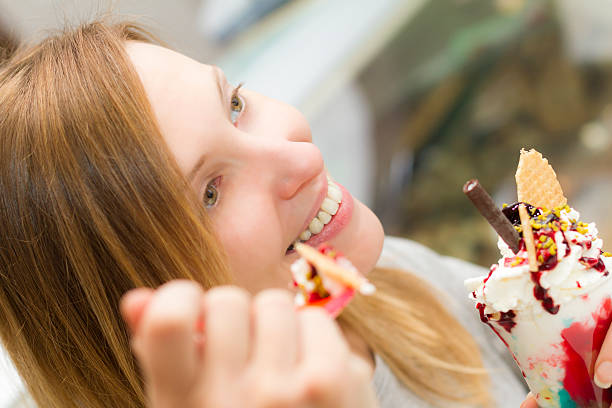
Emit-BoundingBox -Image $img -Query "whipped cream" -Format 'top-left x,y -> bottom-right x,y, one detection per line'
465,205 -> 612,315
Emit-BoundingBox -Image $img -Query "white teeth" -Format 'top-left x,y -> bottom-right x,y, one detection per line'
299,230 -> 312,241
317,211 -> 331,225
308,218 -> 324,234
321,198 -> 339,216
327,185 -> 342,203
292,175 -> 343,245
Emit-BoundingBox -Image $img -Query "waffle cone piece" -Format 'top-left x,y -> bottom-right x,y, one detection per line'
515,149 -> 567,209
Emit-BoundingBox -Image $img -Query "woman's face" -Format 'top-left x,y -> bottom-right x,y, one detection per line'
126,42 -> 384,293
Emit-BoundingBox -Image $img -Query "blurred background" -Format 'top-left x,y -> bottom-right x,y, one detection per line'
3,0 -> 612,406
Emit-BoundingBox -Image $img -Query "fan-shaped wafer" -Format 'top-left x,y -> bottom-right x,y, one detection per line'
515,149 -> 567,209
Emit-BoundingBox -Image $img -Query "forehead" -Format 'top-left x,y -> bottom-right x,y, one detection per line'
124,42 -> 224,176
124,41 -> 217,107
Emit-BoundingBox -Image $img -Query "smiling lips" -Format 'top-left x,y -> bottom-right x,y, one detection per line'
297,175 -> 342,242
290,175 -> 354,250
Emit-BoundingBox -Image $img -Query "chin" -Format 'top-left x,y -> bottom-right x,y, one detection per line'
331,199 -> 384,275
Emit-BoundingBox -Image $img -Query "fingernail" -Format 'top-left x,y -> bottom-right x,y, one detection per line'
595,361 -> 612,389
119,288 -> 153,334
119,290 -> 138,326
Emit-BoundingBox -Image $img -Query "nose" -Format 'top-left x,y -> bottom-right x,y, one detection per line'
281,104 -> 313,143
241,89 -> 313,144
241,90 -> 322,199
272,140 -> 324,200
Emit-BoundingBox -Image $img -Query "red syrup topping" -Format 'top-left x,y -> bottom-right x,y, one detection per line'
305,267 -> 328,303
580,257 -> 607,274
502,202 -> 540,224
476,303 -> 516,333
477,303 -> 525,373
560,297 -> 612,407
476,303 -> 487,323
318,243 -> 341,259
299,244 -> 344,303
477,303 -> 510,348
483,265 -> 496,285
497,310 -> 517,333
531,270 -> 560,315
531,243 -> 561,314
294,244 -> 341,304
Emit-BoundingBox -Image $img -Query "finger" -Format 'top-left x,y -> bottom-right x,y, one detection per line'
251,289 -> 298,370
202,286 -> 251,381
136,280 -> 204,396
595,326 -> 612,388
346,355 -> 377,408
298,307 -> 347,364
297,308 -> 349,403
348,353 -> 374,380
519,393 -> 537,408
120,287 -> 154,334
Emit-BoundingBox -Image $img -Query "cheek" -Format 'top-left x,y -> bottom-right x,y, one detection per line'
330,200 -> 384,275
211,209 -> 290,293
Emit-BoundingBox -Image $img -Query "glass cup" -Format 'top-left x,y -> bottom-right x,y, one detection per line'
484,277 -> 612,408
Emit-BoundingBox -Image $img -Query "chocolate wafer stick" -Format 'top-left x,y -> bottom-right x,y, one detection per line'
463,179 -> 520,253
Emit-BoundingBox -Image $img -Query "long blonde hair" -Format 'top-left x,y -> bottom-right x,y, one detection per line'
0,20 -> 490,407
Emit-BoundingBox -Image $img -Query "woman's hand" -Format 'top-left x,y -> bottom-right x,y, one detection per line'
595,324 -> 612,391
518,317 -> 612,408
120,280 -> 378,408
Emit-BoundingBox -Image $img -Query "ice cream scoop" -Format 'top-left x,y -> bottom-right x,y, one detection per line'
465,203 -> 611,316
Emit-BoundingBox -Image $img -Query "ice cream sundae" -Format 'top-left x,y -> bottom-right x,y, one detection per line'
464,149 -> 612,407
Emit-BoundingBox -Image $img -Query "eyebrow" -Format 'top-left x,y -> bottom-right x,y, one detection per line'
186,67 -> 225,183
187,154 -> 207,183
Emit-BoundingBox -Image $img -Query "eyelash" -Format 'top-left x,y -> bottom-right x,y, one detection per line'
230,83 -> 245,125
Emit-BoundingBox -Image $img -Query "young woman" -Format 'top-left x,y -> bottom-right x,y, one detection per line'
0,19 -> 540,407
